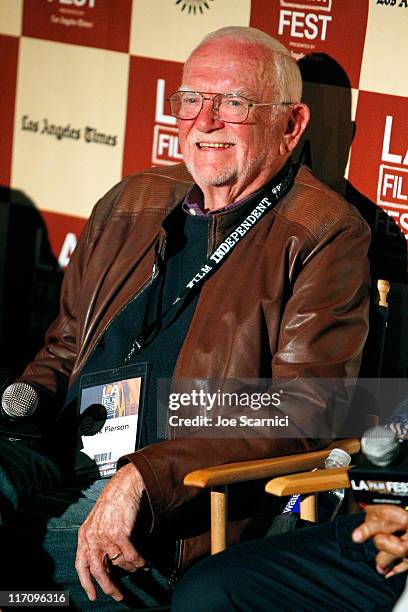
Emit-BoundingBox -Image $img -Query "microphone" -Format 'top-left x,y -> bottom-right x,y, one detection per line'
267,448 -> 351,535
361,425 -> 400,466
349,425 -> 408,507
1,382 -> 39,420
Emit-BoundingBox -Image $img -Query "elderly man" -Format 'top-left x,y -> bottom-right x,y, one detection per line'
1,26 -> 369,608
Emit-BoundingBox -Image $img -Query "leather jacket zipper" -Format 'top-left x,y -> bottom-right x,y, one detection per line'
82,261 -> 160,370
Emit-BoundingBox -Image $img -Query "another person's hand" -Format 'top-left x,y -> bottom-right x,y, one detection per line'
75,463 -> 147,602
352,504 -> 408,578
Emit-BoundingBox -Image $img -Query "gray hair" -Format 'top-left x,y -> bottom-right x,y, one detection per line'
190,26 -> 302,103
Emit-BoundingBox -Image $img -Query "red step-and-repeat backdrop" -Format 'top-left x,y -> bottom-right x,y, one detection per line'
1,0 -> 408,372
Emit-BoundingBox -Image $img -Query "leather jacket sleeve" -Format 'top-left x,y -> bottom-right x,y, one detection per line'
16,180 -> 128,402
16,219 -> 90,398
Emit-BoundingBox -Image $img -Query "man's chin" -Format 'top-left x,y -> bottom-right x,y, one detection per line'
184,161 -> 236,188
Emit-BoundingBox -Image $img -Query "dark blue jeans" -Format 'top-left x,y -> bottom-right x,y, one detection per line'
0,438 -> 170,610
172,514 -> 407,612
0,437 -> 63,525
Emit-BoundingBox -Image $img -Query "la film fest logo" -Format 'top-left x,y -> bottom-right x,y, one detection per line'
377,115 -> 408,236
32,0 -> 132,51
48,0 -> 96,30
151,79 -> 183,166
46,0 -> 96,29
277,0 -> 333,60
174,0 -> 214,14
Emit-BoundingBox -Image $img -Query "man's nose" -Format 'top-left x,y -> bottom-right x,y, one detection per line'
194,98 -> 224,132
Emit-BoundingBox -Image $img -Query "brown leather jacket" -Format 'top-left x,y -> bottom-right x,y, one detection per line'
20,162 -> 370,574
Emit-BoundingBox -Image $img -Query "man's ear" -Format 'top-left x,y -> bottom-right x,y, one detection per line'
279,103 -> 310,156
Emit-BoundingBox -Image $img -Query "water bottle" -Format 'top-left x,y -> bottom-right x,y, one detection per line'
318,448 -> 352,522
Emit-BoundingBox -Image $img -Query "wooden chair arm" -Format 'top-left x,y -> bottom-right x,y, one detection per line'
265,466 -> 351,496
183,439 -> 360,488
184,439 -> 359,554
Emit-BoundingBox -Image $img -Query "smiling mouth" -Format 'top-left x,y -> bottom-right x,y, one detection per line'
197,143 -> 234,149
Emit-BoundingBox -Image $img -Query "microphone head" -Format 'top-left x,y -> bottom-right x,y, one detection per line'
361,425 -> 400,467
1,383 -> 38,418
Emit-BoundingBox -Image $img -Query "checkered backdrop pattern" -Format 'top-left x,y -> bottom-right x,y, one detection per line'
1,0 -> 408,373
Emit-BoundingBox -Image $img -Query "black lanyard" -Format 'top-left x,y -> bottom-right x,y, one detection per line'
124,164 -> 295,364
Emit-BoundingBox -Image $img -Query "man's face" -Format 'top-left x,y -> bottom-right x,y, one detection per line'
178,39 -> 291,201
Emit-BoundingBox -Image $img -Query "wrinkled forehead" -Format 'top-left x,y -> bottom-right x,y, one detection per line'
182,38 -> 277,96
185,37 -> 270,66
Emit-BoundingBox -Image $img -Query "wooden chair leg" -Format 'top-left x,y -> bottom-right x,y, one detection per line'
211,486 -> 228,554
300,493 -> 317,522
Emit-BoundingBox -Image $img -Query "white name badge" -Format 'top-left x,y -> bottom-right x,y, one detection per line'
75,363 -> 148,479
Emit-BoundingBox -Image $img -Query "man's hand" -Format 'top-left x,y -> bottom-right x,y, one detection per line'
75,463 -> 147,602
352,505 -> 408,578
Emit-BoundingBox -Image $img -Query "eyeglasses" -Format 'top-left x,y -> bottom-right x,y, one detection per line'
167,91 -> 293,124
